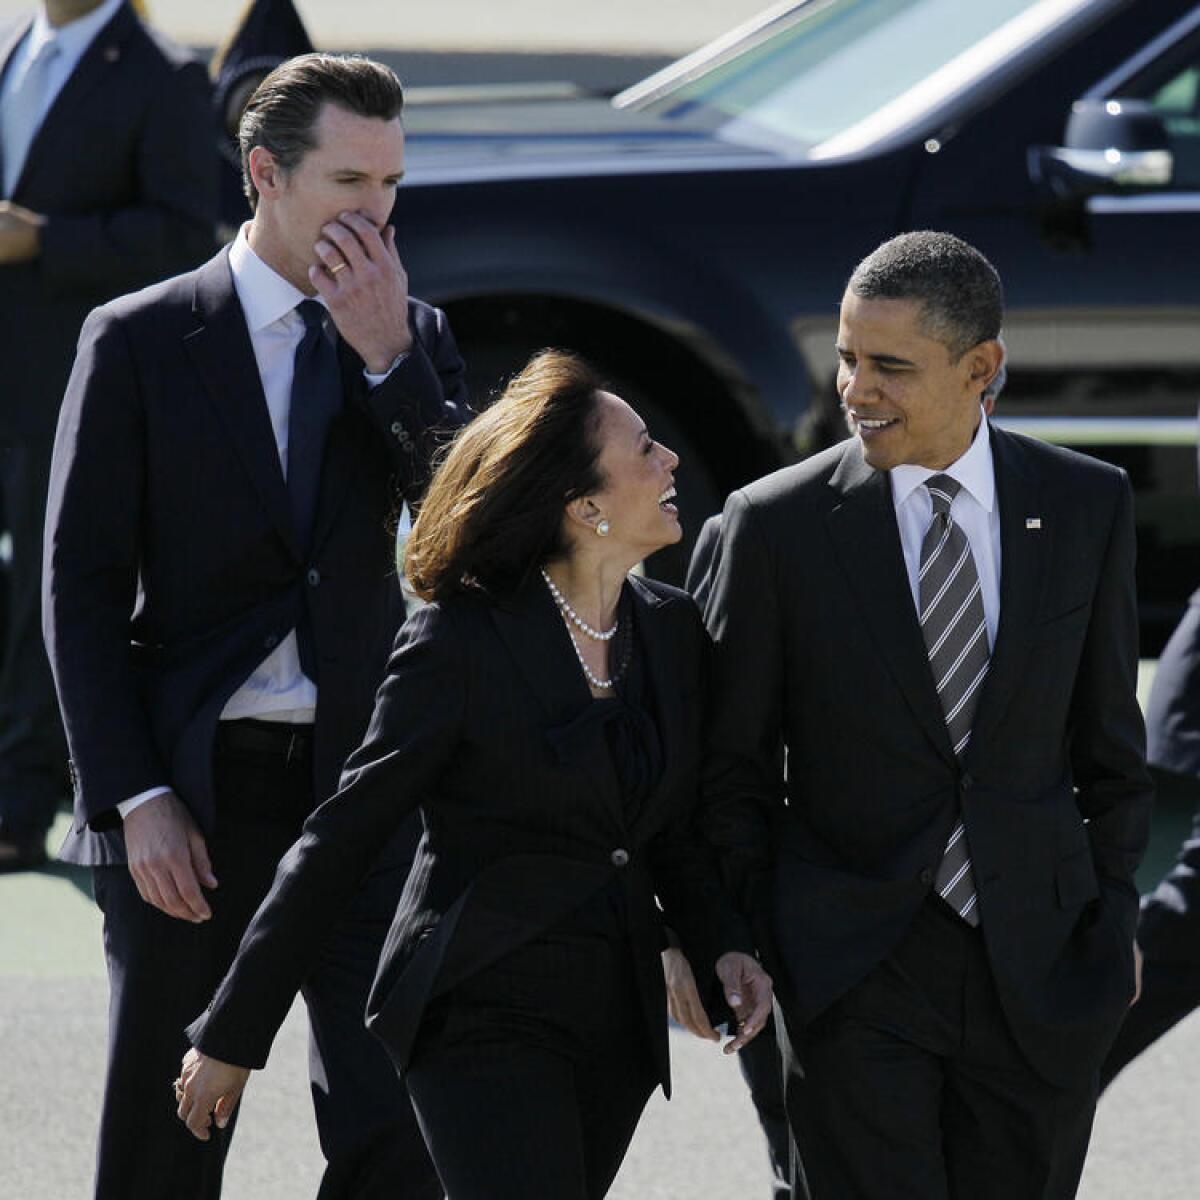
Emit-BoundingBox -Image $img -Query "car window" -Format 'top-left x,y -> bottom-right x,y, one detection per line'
1142,61 -> 1200,188
621,0 -> 1089,156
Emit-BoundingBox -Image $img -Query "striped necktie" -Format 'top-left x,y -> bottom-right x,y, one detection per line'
919,474 -> 989,927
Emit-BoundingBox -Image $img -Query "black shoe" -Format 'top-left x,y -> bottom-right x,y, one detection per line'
0,833 -> 48,874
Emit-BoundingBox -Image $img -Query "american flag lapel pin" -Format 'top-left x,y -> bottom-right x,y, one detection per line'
1025,517 -> 1042,530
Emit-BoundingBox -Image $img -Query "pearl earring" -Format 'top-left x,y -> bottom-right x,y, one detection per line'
596,519 -> 611,537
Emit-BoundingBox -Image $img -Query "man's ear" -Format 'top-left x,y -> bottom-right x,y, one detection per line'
247,146 -> 282,199
965,339 -> 1004,396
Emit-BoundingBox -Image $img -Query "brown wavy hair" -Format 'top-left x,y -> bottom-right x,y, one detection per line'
405,350 -> 607,602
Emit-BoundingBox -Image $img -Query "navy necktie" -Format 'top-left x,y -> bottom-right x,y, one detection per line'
287,299 -> 341,679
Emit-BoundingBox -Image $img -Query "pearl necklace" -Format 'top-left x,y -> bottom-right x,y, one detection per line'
540,568 -> 618,641
565,625 -> 619,690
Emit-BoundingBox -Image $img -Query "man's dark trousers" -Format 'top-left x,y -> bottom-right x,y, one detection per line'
93,724 -> 439,1200
790,896 -> 1098,1199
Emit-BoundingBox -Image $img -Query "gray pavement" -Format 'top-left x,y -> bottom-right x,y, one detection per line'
2,812 -> 1199,1198
0,1 -> 770,56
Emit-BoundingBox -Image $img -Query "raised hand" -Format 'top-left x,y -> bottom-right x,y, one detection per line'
309,211 -> 412,372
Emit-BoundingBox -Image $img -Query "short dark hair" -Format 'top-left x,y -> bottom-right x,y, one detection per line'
238,53 -> 405,210
847,231 -> 1003,359
405,351 -> 608,602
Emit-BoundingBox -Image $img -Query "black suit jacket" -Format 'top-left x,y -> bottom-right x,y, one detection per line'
45,246 -> 469,865
0,3 -> 216,443
701,426 -> 1152,1087
187,575 -> 752,1094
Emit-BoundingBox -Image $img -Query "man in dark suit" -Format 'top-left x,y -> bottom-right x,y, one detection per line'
1101,407 -> 1200,1089
701,232 -> 1150,1198
0,0 -> 216,871
45,52 -> 467,1200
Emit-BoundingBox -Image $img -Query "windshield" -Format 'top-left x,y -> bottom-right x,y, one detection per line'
618,0 -> 1095,157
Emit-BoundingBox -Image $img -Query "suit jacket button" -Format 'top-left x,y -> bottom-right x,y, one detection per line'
919,867 -> 935,885
960,772 -> 974,790
263,633 -> 279,650
611,848 -> 630,867
307,568 -> 321,587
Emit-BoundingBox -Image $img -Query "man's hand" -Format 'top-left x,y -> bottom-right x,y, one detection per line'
0,201 -> 45,263
123,791 -> 217,922
310,211 -> 412,372
662,947 -> 719,1043
176,1047 -> 250,1141
1131,941 -> 1143,1006
715,950 -> 773,1055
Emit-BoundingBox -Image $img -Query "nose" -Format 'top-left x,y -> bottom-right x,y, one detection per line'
839,364 -> 872,409
660,442 -> 680,471
364,188 -> 395,231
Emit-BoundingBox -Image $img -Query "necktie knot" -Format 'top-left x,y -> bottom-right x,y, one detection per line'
925,474 -> 961,517
296,299 -> 326,337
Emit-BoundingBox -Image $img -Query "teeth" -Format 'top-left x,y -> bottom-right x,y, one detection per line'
856,417 -> 895,430
659,486 -> 677,503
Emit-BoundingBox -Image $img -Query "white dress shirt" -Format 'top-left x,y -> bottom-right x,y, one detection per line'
0,0 -> 123,197
889,410 -> 1002,650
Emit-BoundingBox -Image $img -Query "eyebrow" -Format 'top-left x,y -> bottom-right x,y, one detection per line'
835,344 -> 918,369
329,169 -> 406,181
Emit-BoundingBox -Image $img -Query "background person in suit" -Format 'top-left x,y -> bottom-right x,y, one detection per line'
175,349 -> 774,1200
44,53 -> 467,1200
700,232 -> 1150,1199
0,0 -> 216,871
1101,406 -> 1200,1090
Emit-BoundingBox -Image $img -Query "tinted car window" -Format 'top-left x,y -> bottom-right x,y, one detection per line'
625,0 -> 1085,154
1145,59 -> 1200,187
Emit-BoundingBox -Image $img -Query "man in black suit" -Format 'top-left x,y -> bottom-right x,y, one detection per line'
1101,407 -> 1200,1089
702,232 -> 1149,1198
45,53 -> 466,1200
0,0 -> 216,871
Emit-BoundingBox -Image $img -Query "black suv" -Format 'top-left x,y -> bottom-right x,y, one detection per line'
397,0 -> 1200,649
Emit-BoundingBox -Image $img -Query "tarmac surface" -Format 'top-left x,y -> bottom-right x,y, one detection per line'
2,810 -> 1198,1199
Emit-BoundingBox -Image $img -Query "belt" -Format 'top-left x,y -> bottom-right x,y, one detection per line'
216,719 -> 314,765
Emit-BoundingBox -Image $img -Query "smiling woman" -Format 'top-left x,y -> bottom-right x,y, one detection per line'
176,348 -> 772,1199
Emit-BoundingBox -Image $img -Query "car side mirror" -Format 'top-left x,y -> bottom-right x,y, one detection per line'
1030,98 -> 1173,196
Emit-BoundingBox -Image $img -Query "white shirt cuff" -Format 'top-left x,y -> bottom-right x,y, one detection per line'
117,786 -> 172,820
363,350 -> 409,388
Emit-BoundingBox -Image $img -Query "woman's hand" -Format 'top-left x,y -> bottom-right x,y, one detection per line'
662,947 -> 720,1042
174,1047 -> 251,1141
715,951 -> 773,1055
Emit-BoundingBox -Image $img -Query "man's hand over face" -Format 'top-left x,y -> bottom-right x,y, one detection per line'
310,211 -> 412,373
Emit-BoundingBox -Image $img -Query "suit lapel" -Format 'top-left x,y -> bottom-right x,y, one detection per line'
966,426 -> 1048,759
625,576 -> 682,834
824,444 -> 957,766
183,248 -> 299,557
10,4 -> 132,199
490,574 -> 625,825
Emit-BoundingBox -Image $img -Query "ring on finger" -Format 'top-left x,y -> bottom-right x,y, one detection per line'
328,261 -> 348,275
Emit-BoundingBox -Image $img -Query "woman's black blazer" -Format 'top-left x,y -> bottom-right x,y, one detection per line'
188,572 -> 751,1094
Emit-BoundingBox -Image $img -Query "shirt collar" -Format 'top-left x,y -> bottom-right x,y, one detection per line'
228,224 -> 320,333
890,408 -> 996,513
30,0 -> 124,61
